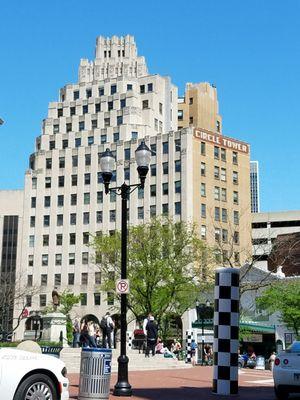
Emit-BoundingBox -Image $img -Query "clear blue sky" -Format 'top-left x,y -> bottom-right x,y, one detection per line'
0,0 -> 299,212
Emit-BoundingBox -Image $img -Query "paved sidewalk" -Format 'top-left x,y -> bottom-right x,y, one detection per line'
68,367 -> 283,400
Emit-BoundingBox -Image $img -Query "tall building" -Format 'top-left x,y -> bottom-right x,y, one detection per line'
8,35 -> 252,340
250,161 -> 260,213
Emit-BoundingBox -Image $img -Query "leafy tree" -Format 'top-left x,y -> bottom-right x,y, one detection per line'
91,218 -> 214,328
256,280 -> 300,336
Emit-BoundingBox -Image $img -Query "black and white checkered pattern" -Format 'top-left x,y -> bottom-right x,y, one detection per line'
185,331 -> 193,363
212,268 -> 240,395
127,331 -> 132,349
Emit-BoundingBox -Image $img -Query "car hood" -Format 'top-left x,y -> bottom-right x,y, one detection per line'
0,347 -> 65,369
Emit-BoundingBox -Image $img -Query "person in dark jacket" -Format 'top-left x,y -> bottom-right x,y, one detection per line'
145,316 -> 158,357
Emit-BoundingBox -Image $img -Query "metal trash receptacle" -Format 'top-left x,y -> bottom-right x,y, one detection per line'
255,356 -> 265,370
78,348 -> 112,400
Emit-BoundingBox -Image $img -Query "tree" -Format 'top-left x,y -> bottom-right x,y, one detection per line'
256,280 -> 300,336
91,218 -> 214,327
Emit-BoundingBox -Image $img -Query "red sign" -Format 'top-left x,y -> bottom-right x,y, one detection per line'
22,308 -> 29,318
116,279 -> 130,294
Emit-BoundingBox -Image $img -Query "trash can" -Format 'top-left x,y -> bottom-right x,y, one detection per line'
255,356 -> 265,370
78,348 -> 112,400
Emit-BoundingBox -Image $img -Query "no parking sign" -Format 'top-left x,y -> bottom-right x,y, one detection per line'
116,279 -> 130,294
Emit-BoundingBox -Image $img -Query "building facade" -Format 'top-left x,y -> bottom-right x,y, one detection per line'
8,35 -> 252,339
250,161 -> 260,213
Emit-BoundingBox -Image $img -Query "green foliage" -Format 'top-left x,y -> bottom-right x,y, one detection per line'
256,280 -> 300,335
58,290 -> 82,316
91,218 -> 214,324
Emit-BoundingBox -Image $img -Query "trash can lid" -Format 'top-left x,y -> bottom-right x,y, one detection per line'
82,347 -> 112,353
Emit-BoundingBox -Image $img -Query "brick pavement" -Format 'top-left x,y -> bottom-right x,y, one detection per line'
68,367 -> 285,400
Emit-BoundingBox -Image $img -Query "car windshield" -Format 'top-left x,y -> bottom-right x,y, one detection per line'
286,341 -> 300,353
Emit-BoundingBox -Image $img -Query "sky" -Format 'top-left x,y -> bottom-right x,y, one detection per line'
0,0 -> 299,212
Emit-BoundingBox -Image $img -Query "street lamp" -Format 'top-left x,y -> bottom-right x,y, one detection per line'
100,140 -> 152,397
196,300 -> 213,366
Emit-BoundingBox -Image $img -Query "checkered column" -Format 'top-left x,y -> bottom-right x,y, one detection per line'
185,330 -> 193,363
212,268 -> 240,395
127,331 -> 132,349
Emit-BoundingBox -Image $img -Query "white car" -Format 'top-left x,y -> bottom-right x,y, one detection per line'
0,347 -> 69,400
273,341 -> 300,399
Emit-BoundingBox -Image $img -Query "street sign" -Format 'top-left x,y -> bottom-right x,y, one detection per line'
116,279 -> 130,294
22,308 -> 29,318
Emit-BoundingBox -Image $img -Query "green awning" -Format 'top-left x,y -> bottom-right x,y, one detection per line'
239,322 -> 275,333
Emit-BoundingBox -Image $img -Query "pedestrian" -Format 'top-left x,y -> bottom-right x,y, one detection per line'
145,315 -> 158,357
191,340 -> 197,366
268,351 -> 276,371
101,312 -> 115,348
87,320 -> 97,348
80,319 -> 89,347
72,318 -> 80,348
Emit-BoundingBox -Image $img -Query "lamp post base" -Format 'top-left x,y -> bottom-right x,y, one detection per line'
113,355 -> 132,397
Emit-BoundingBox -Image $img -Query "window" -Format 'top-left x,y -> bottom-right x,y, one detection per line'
221,148 -> 226,161
138,187 -> 144,199
68,273 -> 74,285
82,232 -> 89,245
117,116 -> 123,126
162,183 -> 168,195
73,90 -> 79,100
111,85 -> 117,95
107,101 -> 113,111
215,228 -> 221,242
154,118 -> 158,131
120,99 -> 126,108
214,146 -> 219,159
222,208 -> 228,223
84,193 -> 90,205
201,225 -> 206,240
150,185 -> 156,197
92,273 -> 101,287
55,274 -> 61,286
162,142 -> 168,154
159,102 -> 163,114
175,181 -> 181,194
29,235 -> 35,247
27,275 -> 33,287
178,110 -> 183,121
162,204 -> 168,215
57,195 -> 64,207
201,183 -> 206,197
85,154 -> 91,166
175,202 -> 181,215
96,211 -> 103,223
55,254 -> 62,266
234,211 -> 239,225
138,207 -> 144,219
43,234 -> 49,246
26,295 -> 32,307
49,140 -> 55,150
110,191 -> 116,203
71,193 -> 77,205
83,212 -> 90,224
69,253 -> 75,265
101,134 -> 107,144
113,132 -> 120,142
82,252 -> 89,265
215,207 -> 220,221
233,151 -> 238,164
142,100 -> 149,109
53,124 -> 59,134
148,83 -> 153,92
214,166 -> 220,179
127,84 -> 133,91
32,177 -> 37,189
221,188 -> 227,202
110,210 -> 116,222
30,216 -> 35,227
62,139 -> 68,149
150,205 -> 156,218
233,171 -> 238,184
124,168 -> 130,180
99,86 -> 104,96
86,88 -> 92,98
66,123 -> 72,133
84,173 -> 91,185
95,103 -> 101,113
97,191 -> 103,204
214,186 -> 220,200
189,97 -> 193,105
140,85 -> 145,94
131,131 -> 138,140
221,168 -> 226,181
69,233 -> 76,245
150,164 -> 156,176
233,231 -> 239,244
56,234 -> 62,246
40,294 -> 47,307
104,118 -> 110,127
44,196 -> 51,207
216,120 -> 221,132
233,191 -> 239,204
201,203 -> 206,218
79,122 -> 84,132
83,105 -> 88,114
162,162 -> 168,175
70,106 -> 76,116
124,148 -> 130,160
194,133 -> 202,153
70,213 -> 76,225
72,155 -> 78,167
189,116 -> 193,124
28,254 -> 34,266
201,162 -> 206,176
31,197 -> 36,208
43,215 -> 50,227
75,137 -> 81,147
46,158 -> 52,169
58,176 -> 64,187
150,143 -> 156,154
234,252 -> 240,264
81,293 -> 87,306
222,229 -> 228,243
42,254 -> 48,266
175,139 -> 181,152
175,160 -> 181,173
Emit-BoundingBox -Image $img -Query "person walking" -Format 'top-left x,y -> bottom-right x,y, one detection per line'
87,320 -> 97,348
145,315 -> 158,357
101,312 -> 115,348
269,351 -> 276,371
72,318 -> 80,348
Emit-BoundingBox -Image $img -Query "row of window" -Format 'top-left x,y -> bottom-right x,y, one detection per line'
215,228 -> 239,244
200,184 -> 239,204
200,142 -> 239,164
200,163 -> 239,184
27,271 -> 101,287
26,291 -> 112,308
28,251 -> 90,267
200,205 -> 239,224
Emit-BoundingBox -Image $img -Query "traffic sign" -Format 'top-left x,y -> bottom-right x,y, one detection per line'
116,279 -> 130,294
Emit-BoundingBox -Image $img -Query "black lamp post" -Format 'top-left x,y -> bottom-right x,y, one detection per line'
100,140 -> 152,397
196,300 -> 213,366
